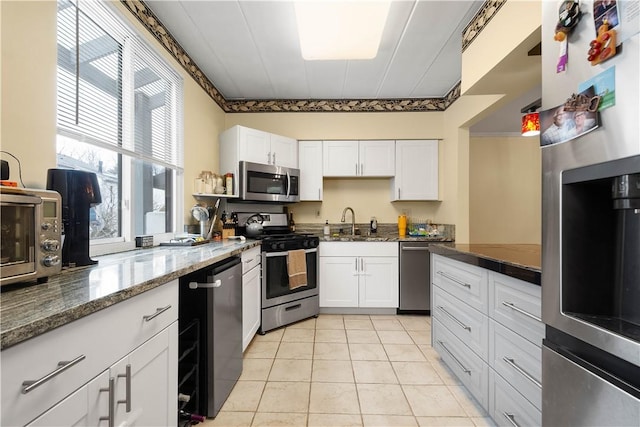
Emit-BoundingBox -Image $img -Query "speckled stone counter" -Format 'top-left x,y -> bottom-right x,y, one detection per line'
0,239 -> 260,350
429,244 -> 541,285
297,223 -> 454,243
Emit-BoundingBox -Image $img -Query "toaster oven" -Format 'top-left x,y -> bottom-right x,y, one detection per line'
0,188 -> 62,286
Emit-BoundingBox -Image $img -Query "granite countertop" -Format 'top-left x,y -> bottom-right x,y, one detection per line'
0,239 -> 260,350
429,243 -> 541,285
319,234 -> 453,242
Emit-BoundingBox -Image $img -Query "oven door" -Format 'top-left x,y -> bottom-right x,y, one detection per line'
261,248 -> 318,308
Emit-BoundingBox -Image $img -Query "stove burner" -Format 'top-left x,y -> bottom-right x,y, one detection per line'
259,233 -> 319,252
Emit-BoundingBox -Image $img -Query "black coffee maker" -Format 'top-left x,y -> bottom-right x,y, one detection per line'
47,169 -> 102,267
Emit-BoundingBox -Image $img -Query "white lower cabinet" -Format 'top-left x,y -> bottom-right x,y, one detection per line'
110,323 -> 178,426
2,281 -> 179,427
319,242 -> 398,308
242,246 -> 262,351
27,371 -> 110,427
433,286 -> 489,360
489,370 -> 541,427
431,254 -> 542,427
433,318 -> 489,408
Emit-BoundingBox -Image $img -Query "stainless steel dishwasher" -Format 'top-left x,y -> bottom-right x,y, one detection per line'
179,256 -> 243,418
398,242 -> 431,313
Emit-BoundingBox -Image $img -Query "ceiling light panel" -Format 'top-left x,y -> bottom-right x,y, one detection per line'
295,1 -> 391,61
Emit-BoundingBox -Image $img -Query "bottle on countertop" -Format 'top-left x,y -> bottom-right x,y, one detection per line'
289,212 -> 296,232
323,220 -> 330,236
370,216 -> 377,234
225,173 -> 234,195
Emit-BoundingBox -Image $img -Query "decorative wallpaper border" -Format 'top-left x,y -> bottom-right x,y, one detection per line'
462,0 -> 507,52
121,0 -> 488,113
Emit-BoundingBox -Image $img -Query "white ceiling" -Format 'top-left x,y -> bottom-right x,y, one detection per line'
144,0 -> 484,101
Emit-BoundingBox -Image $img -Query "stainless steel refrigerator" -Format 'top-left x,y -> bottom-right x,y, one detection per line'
540,1 -> 640,425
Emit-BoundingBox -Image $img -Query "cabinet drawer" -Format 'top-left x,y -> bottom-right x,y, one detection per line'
241,245 -> 261,274
489,271 -> 543,346
320,241 -> 398,257
489,320 -> 541,411
433,318 -> 489,408
489,370 -> 541,427
1,281 -> 178,427
433,286 -> 488,360
432,255 -> 488,313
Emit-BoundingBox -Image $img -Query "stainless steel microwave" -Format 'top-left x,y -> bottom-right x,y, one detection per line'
239,161 -> 300,203
0,188 -> 62,286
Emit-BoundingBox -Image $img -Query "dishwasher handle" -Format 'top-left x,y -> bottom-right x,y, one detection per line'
189,279 -> 222,289
401,246 -> 431,251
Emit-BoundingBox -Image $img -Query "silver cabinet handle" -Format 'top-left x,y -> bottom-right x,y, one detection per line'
142,305 -> 172,321
117,364 -> 132,412
437,271 -> 471,289
318,188 -> 321,200
436,305 -> 471,331
355,163 -> 358,175
437,340 -> 471,375
189,280 -> 221,289
503,357 -> 542,388
503,412 -> 520,427
398,188 -> 401,199
501,301 -> 542,323
268,152 -> 272,164
21,354 -> 86,394
360,163 -> 364,175
273,152 -> 277,165
99,377 -> 115,427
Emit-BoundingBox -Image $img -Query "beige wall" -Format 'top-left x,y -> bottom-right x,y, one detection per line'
0,1 -> 226,226
1,1 -> 542,244
1,1 -> 58,187
470,136 -> 541,244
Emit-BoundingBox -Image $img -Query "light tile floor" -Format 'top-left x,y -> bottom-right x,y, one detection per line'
203,314 -> 495,427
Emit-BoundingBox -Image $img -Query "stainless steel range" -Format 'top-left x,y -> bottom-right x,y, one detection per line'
235,213 -> 319,333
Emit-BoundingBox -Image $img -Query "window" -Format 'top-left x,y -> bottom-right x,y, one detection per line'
56,0 -> 183,254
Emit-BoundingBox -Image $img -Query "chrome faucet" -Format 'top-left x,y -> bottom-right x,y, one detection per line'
341,207 -> 356,235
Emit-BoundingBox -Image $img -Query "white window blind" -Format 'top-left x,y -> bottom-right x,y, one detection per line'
56,0 -> 183,171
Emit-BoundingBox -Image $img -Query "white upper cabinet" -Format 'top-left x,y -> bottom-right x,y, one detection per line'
269,133 -> 299,168
323,140 -> 395,177
299,140 -> 323,201
220,125 -> 298,171
359,140 -> 396,177
391,139 -> 438,201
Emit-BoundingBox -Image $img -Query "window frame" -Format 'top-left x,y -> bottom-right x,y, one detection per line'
56,0 -> 184,256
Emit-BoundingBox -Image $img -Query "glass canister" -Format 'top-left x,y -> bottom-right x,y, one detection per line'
398,214 -> 407,237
